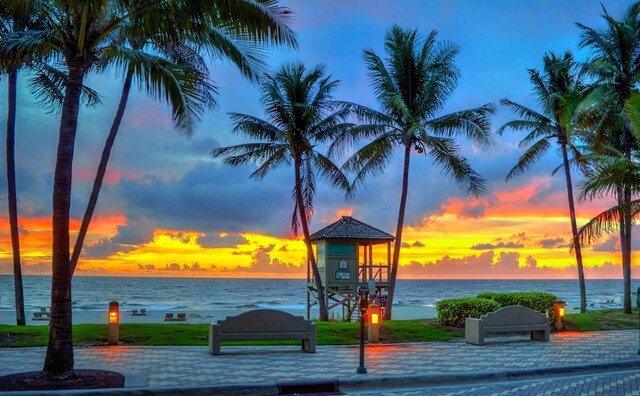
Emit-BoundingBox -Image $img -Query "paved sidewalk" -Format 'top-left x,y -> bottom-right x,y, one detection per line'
1,330 -> 639,390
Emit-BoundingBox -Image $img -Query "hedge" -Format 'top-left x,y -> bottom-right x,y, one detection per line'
436,297 -> 501,327
476,292 -> 557,317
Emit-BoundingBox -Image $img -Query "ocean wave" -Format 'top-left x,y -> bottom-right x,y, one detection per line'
257,304 -> 306,310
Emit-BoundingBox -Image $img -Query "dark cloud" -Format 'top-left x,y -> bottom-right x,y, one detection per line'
197,233 -> 248,248
111,218 -> 156,245
539,237 -> 565,249
471,241 -> 524,250
592,236 -> 619,252
84,238 -> 135,258
402,240 -> 426,248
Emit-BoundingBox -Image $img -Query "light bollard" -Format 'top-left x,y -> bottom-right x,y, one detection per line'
553,300 -> 565,331
108,301 -> 119,346
357,285 -> 369,374
368,304 -> 380,343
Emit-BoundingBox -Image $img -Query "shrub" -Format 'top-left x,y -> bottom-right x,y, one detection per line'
476,292 -> 557,316
436,297 -> 501,327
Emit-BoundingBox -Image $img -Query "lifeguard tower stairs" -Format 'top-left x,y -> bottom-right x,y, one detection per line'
307,216 -> 395,321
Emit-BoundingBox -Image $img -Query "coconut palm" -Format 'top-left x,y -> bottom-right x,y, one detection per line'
498,51 -> 589,313
577,1 -> 640,313
0,0 -> 37,327
333,26 -> 493,320
212,62 -> 352,321
0,0 -> 295,379
69,22 -> 273,273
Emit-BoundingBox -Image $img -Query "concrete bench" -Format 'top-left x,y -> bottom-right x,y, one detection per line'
209,309 -> 316,355
465,305 -> 550,346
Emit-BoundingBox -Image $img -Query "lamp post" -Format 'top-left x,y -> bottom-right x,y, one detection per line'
357,285 -> 369,374
108,300 -> 119,346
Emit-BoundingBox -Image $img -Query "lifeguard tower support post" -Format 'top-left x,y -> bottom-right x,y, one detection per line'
307,216 -> 395,321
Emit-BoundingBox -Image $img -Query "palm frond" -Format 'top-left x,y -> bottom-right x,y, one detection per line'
505,138 -> 551,181
424,135 -> 486,196
427,103 -> 494,148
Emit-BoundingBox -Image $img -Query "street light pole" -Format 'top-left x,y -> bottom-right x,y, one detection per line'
357,285 -> 369,374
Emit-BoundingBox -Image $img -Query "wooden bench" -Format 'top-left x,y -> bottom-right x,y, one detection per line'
209,309 -> 316,355
465,305 -> 550,346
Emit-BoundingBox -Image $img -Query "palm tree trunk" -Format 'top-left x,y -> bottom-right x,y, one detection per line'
622,121 -> 633,314
43,61 -> 84,379
6,68 -> 25,326
294,157 -> 328,321
385,143 -> 411,320
70,68 -> 134,274
560,143 -> 586,313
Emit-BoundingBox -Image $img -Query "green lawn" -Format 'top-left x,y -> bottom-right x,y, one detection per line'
2,310 -> 637,348
0,319 -> 460,348
564,309 -> 640,331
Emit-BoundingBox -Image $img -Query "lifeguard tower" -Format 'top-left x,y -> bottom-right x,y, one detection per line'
307,216 -> 395,321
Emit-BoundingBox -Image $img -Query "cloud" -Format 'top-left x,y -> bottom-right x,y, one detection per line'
471,241 -> 524,250
471,232 -> 527,250
397,251 -> 632,279
111,218 -> 156,245
84,238 -> 135,258
402,240 -> 426,248
197,233 -> 248,248
539,237 -> 566,249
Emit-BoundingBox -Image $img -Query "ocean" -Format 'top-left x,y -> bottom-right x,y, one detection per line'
0,275 -> 637,325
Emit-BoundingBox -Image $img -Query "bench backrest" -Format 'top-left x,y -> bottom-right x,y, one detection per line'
219,309 -> 311,333
481,305 -> 546,326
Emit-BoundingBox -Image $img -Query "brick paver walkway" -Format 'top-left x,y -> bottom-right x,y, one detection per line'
1,330 -> 638,389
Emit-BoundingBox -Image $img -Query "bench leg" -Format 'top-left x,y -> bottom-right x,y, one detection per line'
302,337 -> 316,353
465,323 -> 485,346
531,329 -> 549,342
208,325 -> 221,355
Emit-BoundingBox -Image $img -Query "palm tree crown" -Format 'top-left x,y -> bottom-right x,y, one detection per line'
498,51 -> 589,313
336,25 -> 494,319
212,62 -> 352,320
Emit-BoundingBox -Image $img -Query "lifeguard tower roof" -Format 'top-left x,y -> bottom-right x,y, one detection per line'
310,216 -> 394,243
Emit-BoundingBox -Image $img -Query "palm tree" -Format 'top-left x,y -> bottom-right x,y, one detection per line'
334,26 -> 493,320
69,20 -> 274,273
0,0 -> 35,327
0,0 -> 295,379
212,62 -> 352,321
498,52 -> 588,313
577,1 -> 640,313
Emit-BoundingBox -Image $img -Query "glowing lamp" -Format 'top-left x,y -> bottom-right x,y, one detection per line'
553,300 -> 566,331
108,301 -> 119,324
367,304 -> 380,343
107,301 -> 119,345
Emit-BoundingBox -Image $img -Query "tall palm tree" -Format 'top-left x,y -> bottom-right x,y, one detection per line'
498,52 -> 589,313
0,0 -> 295,379
212,62 -> 352,321
69,22 -> 272,273
577,1 -> 640,313
0,0 -> 35,327
334,26 -> 493,320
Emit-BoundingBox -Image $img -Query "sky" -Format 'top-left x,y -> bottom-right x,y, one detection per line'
0,0 -> 636,279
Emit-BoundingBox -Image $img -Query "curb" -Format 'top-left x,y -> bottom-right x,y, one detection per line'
7,359 -> 640,396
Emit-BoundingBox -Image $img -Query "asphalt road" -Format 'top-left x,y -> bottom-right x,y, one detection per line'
348,368 -> 640,395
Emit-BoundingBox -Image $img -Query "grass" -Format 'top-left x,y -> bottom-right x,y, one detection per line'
0,319 -> 461,348
2,310 -> 636,348
564,308 -> 640,331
